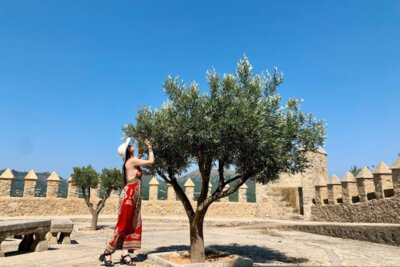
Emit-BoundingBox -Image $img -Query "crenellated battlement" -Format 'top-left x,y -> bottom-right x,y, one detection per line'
311,156 -> 400,223
0,172 -> 257,218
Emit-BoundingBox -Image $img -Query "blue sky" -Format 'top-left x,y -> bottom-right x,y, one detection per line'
1,1 -> 399,179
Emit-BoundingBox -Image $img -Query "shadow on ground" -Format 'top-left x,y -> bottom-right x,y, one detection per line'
209,244 -> 308,264
145,244 -> 308,264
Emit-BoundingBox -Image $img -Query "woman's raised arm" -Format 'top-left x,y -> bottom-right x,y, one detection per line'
131,139 -> 154,167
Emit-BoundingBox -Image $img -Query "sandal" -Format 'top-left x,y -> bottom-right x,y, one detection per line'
120,254 -> 136,266
99,250 -> 114,266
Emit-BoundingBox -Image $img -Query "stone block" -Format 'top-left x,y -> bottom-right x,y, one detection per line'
46,219 -> 74,244
0,219 -> 51,256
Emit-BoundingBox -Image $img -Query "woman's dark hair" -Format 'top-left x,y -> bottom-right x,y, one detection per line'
122,144 -> 133,186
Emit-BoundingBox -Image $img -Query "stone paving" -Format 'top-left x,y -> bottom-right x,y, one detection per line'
0,216 -> 400,266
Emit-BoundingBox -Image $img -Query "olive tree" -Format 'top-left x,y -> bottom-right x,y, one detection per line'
123,56 -> 326,262
71,165 -> 123,230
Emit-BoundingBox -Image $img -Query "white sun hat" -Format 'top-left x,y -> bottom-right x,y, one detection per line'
117,137 -> 131,161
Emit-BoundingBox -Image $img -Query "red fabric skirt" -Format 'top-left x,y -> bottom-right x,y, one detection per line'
105,178 -> 142,252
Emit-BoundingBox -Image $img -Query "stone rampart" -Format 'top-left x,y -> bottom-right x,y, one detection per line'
0,197 -> 261,218
257,148 -> 328,220
0,149 -> 329,220
0,174 -> 263,218
311,156 -> 400,223
276,222 -> 400,246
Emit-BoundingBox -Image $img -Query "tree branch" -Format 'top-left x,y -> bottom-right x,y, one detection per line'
157,170 -> 172,184
224,174 -> 242,185
81,186 -> 94,212
202,172 -> 249,209
211,161 -> 242,197
217,159 -> 225,192
95,188 -> 112,214
169,176 -> 195,220
197,151 -> 211,205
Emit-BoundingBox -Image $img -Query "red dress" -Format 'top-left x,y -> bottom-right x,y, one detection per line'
105,167 -> 142,252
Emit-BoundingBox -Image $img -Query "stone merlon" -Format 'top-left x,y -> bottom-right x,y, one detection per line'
25,170 -> 38,180
184,178 -> 195,187
373,161 -> 391,174
47,172 -> 60,181
0,169 -> 14,179
341,172 -> 356,183
356,167 -> 373,179
390,157 -> 400,170
149,176 -> 159,185
328,175 -> 341,184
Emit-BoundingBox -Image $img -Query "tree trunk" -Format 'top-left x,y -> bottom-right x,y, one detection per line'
190,215 -> 205,262
90,210 -> 99,230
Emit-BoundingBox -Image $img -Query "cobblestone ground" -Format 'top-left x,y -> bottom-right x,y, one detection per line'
1,218 -> 400,266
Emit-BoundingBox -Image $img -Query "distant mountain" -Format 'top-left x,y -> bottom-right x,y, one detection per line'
175,169 -> 255,202
178,169 -> 237,183
2,168 -> 255,202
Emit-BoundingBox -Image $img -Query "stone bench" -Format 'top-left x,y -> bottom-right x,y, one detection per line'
0,219 -> 50,257
45,219 -> 74,245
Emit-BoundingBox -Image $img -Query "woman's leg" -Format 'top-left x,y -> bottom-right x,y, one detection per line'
121,248 -> 134,263
104,249 -> 112,262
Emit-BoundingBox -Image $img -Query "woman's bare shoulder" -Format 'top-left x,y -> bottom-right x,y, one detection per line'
127,156 -> 140,165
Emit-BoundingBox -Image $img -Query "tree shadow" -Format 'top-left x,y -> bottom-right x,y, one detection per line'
122,245 -> 189,263
208,244 -> 308,264
4,247 -> 60,257
144,244 -> 308,265
77,224 -> 112,231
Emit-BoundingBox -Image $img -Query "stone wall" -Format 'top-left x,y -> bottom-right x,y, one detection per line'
0,197 -> 261,218
311,195 -> 400,223
311,156 -> 400,223
276,222 -> 400,246
256,148 -> 328,220
0,149 -> 329,220
0,172 -> 263,218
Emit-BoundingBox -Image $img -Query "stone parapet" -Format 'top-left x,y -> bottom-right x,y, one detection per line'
167,184 -> 175,201
184,178 -> 195,201
356,167 -> 375,202
67,177 -> 79,199
0,197 -> 260,218
311,195 -> 400,223
23,170 -> 38,198
46,172 -> 60,198
0,169 -> 14,198
341,172 -> 358,204
390,157 -> 400,196
327,175 -> 341,204
278,222 -> 400,247
373,161 -> 392,199
314,177 -> 327,205
238,183 -> 248,202
148,177 -> 159,201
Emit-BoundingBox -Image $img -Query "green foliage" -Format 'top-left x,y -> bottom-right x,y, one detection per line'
349,165 -> 362,177
124,56 -> 326,186
71,165 -> 99,189
100,168 -> 123,191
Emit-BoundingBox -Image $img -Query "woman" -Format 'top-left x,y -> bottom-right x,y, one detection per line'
99,136 -> 154,266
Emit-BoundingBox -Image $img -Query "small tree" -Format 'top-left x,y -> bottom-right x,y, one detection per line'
123,56 -> 326,262
71,165 -> 123,230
